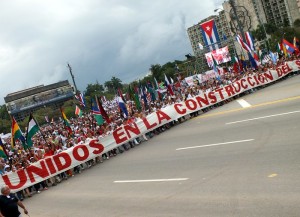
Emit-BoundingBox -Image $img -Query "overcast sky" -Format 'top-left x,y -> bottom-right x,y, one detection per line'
0,0 -> 224,104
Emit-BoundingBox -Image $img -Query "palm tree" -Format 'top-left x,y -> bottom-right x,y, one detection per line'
110,76 -> 123,89
149,64 -> 161,79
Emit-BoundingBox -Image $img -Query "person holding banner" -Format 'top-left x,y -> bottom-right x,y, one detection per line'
0,185 -> 29,217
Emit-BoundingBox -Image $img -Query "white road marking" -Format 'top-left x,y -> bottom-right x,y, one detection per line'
176,139 -> 254,151
236,99 -> 252,108
226,110 -> 300,125
114,178 -> 189,183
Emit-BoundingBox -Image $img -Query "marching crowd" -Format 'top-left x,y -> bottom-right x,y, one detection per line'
0,54 -> 299,202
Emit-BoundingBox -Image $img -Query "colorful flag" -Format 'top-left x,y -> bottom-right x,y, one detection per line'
60,108 -> 72,135
117,88 -> 126,103
128,85 -> 142,112
248,52 -> 258,69
75,93 -> 86,107
0,138 -> 7,158
282,39 -> 298,54
117,96 -> 128,117
146,82 -> 157,102
212,56 -> 221,81
245,32 -> 255,51
269,51 -> 278,64
96,96 -> 111,124
199,19 -> 220,51
91,98 -> 104,125
26,113 -> 40,148
231,53 -> 240,73
276,43 -> 283,54
139,82 -> 148,108
11,116 -> 26,149
164,74 -> 174,96
236,35 -> 252,53
75,105 -> 83,117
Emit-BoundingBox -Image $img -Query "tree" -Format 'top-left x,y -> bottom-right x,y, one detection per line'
85,82 -> 104,97
104,80 -> 113,91
252,24 -> 267,41
104,77 -> 123,93
294,19 -> 300,28
264,23 -> 278,35
149,64 -> 161,79
110,76 -> 123,90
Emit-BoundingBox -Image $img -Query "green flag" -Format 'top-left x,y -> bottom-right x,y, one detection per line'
26,113 -> 40,148
128,85 -> 141,111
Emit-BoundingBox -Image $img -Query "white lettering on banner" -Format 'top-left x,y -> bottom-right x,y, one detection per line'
2,60 -> 299,192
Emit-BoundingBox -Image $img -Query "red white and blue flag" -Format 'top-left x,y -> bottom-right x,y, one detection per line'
245,32 -> 255,51
164,74 -> 174,96
200,19 -> 220,51
236,35 -> 252,53
75,93 -> 86,107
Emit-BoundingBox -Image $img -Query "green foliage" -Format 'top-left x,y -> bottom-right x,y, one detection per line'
294,19 -> 300,28
104,76 -> 123,93
85,81 -> 104,97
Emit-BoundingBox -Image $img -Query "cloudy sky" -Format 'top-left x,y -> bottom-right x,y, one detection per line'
0,0 -> 224,104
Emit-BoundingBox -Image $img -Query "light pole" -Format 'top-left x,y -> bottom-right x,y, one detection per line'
67,63 -> 79,95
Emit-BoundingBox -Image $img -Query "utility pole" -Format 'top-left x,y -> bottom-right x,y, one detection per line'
67,63 -> 79,94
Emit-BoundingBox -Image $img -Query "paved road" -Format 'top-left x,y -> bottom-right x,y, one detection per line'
23,75 -> 300,217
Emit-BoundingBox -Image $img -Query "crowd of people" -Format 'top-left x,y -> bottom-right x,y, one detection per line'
0,54 -> 299,202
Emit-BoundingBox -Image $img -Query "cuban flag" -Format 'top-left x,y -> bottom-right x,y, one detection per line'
200,19 -> 220,51
244,32 -> 255,51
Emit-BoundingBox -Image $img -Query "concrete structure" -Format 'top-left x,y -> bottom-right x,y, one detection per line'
223,0 -> 262,33
252,0 -> 300,27
4,80 -> 74,121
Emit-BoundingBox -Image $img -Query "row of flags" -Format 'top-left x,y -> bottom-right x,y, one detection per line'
0,108 -> 75,158
73,74 -> 177,121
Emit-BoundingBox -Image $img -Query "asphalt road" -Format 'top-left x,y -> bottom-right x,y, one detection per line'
23,75 -> 300,217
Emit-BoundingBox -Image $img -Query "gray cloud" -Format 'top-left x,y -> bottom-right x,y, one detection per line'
0,0 -> 223,104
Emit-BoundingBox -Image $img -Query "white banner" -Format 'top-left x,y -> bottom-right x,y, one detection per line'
2,60 -> 300,192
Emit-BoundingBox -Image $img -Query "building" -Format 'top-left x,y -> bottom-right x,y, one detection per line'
223,0 -> 300,28
251,0 -> 300,27
4,80 -> 75,121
